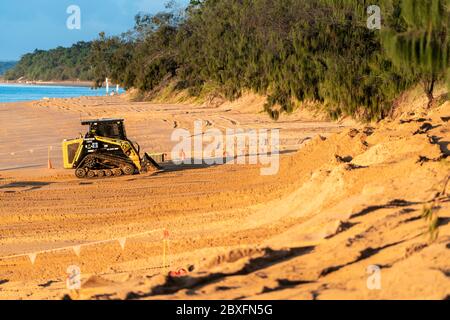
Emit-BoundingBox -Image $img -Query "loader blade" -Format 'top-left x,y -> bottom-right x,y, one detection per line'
141,153 -> 162,173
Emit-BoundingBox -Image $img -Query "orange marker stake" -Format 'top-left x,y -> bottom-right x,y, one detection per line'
179,150 -> 186,161
163,229 -> 170,274
47,146 -> 53,169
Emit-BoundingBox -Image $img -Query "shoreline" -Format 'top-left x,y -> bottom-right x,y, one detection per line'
0,93 -> 125,105
0,79 -> 94,88
0,84 -> 125,104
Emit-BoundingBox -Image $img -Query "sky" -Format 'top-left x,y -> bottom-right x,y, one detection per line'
0,0 -> 189,61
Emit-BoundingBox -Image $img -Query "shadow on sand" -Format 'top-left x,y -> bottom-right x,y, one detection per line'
149,149 -> 296,176
0,181 -> 52,192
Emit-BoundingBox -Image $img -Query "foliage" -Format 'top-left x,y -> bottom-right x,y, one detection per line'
5,42 -> 93,81
422,205 -> 440,242
10,0 -> 448,120
0,61 -> 17,76
381,0 -> 450,107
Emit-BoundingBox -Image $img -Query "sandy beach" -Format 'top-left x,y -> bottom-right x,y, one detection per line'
0,94 -> 448,300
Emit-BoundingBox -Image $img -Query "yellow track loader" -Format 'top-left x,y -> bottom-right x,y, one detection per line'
62,118 -> 164,178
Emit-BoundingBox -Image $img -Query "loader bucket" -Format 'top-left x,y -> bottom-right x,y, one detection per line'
141,152 -> 164,172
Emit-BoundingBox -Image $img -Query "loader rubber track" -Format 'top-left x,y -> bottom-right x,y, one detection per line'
75,154 -> 137,179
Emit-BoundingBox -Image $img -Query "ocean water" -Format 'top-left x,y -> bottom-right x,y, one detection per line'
0,84 -> 124,103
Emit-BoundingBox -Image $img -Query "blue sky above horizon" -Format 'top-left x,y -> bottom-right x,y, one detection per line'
0,0 -> 189,61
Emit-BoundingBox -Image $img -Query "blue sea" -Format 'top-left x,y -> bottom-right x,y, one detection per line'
0,83 -> 124,103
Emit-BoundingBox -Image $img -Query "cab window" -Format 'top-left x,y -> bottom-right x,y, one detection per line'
89,122 -> 125,139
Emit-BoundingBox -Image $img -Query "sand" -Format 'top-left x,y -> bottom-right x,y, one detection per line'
0,94 -> 448,300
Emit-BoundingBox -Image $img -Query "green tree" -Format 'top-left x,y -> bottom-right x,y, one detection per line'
5,42 -> 93,81
382,0 -> 450,107
14,0 -> 429,122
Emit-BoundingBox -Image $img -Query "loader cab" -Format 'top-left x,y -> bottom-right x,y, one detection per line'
82,119 -> 127,140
